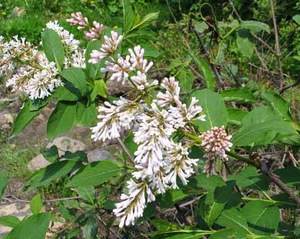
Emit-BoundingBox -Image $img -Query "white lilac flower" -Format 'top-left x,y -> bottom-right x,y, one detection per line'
6,65 -> 34,93
26,62 -> 62,99
91,97 -> 140,142
131,71 -> 158,90
66,12 -> 89,30
128,45 -> 153,73
69,49 -> 86,68
165,143 -> 198,189
85,21 -> 104,40
156,77 -> 181,107
101,55 -> 132,84
46,20 -> 80,51
165,97 -> 205,130
113,180 -> 155,228
89,31 -> 123,64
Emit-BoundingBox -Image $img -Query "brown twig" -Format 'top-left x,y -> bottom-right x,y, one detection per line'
279,74 -> 300,95
116,137 -> 135,165
270,0 -> 285,89
260,158 -> 300,206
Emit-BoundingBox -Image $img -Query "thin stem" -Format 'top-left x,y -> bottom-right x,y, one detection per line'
116,137 -> 135,165
226,151 -> 259,168
270,0 -> 284,89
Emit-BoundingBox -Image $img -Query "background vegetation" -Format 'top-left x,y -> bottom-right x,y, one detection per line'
0,0 -> 300,238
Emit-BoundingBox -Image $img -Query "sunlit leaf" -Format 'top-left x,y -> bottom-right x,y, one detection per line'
42,28 -> 64,69
6,213 -> 51,239
67,161 -> 122,187
191,89 -> 227,131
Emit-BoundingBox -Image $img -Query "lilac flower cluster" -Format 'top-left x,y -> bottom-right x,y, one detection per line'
66,12 -> 104,40
0,21 -> 87,99
88,32 -> 207,227
0,36 -> 62,99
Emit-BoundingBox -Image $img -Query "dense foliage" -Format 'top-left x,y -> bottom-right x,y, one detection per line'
0,0 -> 300,238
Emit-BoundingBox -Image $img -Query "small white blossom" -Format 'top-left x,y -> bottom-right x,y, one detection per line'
113,180 -> 155,228
85,21 -> 104,40
165,143 -> 198,189
102,55 -> 132,84
156,77 -> 181,107
46,20 -> 80,51
89,31 -> 123,63
131,71 -> 158,90
91,98 -> 140,142
128,45 -> 153,73
66,12 -> 89,29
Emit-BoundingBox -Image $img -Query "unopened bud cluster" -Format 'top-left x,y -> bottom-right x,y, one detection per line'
201,126 -> 233,175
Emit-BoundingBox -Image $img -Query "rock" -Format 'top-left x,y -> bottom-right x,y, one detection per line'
0,202 -> 30,236
87,149 -> 113,163
0,112 -> 14,128
28,137 -> 86,171
47,136 -> 86,157
28,154 -> 50,172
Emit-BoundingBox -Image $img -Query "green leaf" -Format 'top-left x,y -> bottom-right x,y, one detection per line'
203,182 -> 241,227
6,213 -> 51,239
0,171 -> 8,198
191,89 -> 227,131
42,28 -> 64,69
190,55 -> 215,90
236,29 -> 255,58
24,160 -> 82,191
30,194 -> 43,214
241,200 -> 280,235
53,86 -> 81,101
131,12 -> 159,31
232,106 -> 297,146
232,120 -> 297,146
30,97 -> 51,111
13,100 -> 43,137
274,166 -> 300,187
227,108 -> 248,126
75,186 -> 95,204
194,174 -> 225,193
177,69 -> 194,93
60,68 -> 87,96
47,101 -> 77,140
166,58 -> 183,72
82,216 -> 98,239
76,102 -> 98,127
85,40 -> 104,79
228,166 -> 269,193
63,150 -> 88,163
122,0 -> 136,35
0,216 -> 20,228
41,145 -> 59,163
150,220 -> 211,238
216,208 -> 252,236
124,132 -> 138,157
158,189 -> 190,209
292,15 -> 300,25
262,92 -> 292,120
209,229 -> 238,239
90,79 -> 107,100
67,161 -> 122,187
221,88 -> 256,103
215,41 -> 227,64
240,20 -> 270,34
